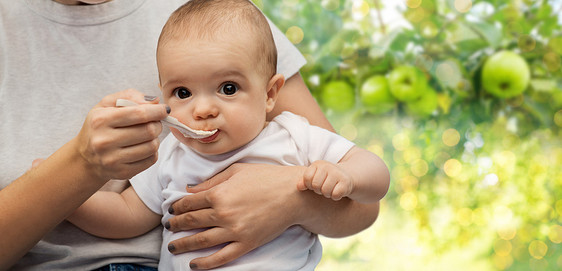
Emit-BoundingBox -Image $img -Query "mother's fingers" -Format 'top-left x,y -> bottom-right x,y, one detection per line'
167,227 -> 231,255
166,208 -> 215,232
75,91 -> 168,181
117,137 -> 161,164
97,88 -> 159,108
99,121 -> 163,149
169,192 -> 213,217
92,104 -> 169,129
189,242 -> 251,270
186,164 -> 243,193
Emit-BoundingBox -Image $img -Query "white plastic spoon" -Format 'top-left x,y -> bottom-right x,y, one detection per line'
115,99 -> 217,139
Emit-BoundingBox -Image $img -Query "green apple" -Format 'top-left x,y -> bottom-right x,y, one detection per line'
388,65 -> 428,102
321,80 -> 355,112
405,87 -> 438,117
360,75 -> 396,114
481,51 -> 530,98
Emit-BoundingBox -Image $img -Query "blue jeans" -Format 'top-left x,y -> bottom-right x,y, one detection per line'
91,263 -> 157,271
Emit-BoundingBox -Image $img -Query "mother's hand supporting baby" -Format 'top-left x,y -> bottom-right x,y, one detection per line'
166,163 -> 380,270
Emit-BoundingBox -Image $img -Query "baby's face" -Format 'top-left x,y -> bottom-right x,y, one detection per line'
157,34 -> 272,155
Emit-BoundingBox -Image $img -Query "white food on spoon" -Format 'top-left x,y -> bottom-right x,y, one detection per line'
115,99 -> 217,139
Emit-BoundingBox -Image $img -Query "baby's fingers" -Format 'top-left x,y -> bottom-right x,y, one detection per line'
331,183 -> 350,201
296,179 -> 308,191
300,165 -> 317,191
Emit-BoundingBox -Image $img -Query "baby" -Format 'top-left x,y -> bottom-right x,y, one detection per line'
68,0 -> 390,270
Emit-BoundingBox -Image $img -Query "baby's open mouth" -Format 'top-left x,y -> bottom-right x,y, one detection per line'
197,130 -> 220,143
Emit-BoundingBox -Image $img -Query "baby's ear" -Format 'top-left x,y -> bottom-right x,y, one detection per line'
265,74 -> 285,113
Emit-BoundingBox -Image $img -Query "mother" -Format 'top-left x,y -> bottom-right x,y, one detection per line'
0,0 -> 380,270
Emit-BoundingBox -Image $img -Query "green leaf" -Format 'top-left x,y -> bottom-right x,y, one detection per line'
455,39 -> 489,53
468,21 -> 502,49
548,37 -> 562,55
389,31 -> 414,52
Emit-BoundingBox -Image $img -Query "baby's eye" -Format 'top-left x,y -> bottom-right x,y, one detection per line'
219,83 -> 238,96
173,87 -> 192,99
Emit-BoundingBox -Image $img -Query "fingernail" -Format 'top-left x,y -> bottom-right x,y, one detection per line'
190,263 -> 198,269
187,184 -> 195,188
168,243 -> 176,252
166,105 -> 171,114
168,206 -> 174,214
144,95 -> 157,101
164,221 -> 171,229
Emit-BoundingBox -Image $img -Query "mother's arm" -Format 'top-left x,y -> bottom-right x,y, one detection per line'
0,90 -> 168,269
165,74 -> 380,270
266,73 -> 380,236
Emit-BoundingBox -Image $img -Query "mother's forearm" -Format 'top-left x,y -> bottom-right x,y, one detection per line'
0,139 -> 106,269
295,190 -> 380,238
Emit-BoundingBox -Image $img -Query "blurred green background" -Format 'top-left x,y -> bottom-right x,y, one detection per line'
254,0 -> 562,270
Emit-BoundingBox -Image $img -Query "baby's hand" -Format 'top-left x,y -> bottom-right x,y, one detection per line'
297,160 -> 353,201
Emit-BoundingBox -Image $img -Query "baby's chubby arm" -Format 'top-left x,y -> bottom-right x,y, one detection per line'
67,186 -> 161,239
297,146 -> 390,203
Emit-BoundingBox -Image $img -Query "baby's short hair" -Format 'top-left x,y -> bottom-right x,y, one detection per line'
158,0 -> 277,78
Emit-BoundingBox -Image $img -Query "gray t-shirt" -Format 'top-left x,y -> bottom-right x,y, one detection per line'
0,0 -> 306,270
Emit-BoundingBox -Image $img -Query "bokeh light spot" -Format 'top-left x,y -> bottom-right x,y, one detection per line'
407,6 -> 426,22
435,61 -> 462,88
454,0 -> 472,13
471,208 -> 488,226
321,0 -> 339,11
442,128 -> 461,147
482,173 -> 499,186
543,52 -> 561,72
420,20 -> 438,38
443,159 -> 462,177
368,144 -> 384,159
493,205 -> 514,230
498,225 -> 517,240
494,151 -> 516,169
405,0 -> 422,8
456,208 -> 473,226
493,253 -> 513,270
410,159 -> 429,177
352,0 -> 370,20
392,132 -> 411,151
400,175 -> 419,191
286,26 -> 304,45
403,147 -> 421,163
554,109 -> 562,127
518,35 -> 536,52
494,239 -> 512,257
549,225 -> 562,244
528,240 -> 548,259
400,191 -> 418,211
